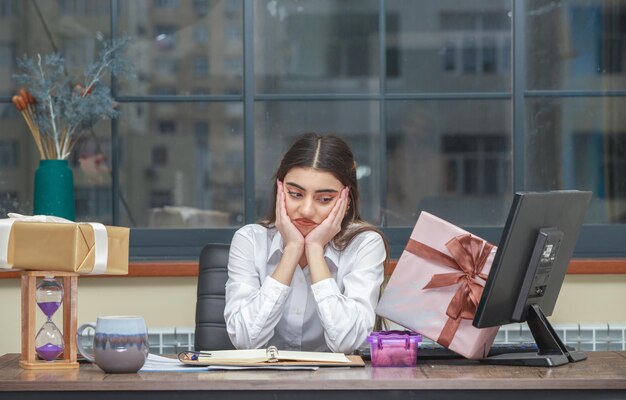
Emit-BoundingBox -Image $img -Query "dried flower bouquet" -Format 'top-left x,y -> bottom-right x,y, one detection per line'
12,33 -> 133,160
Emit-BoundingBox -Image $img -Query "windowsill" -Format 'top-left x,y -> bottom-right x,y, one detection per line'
0,259 -> 625,279
383,259 -> 626,276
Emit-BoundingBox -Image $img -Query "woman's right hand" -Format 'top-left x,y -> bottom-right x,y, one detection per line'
271,180 -> 304,285
275,180 -> 305,250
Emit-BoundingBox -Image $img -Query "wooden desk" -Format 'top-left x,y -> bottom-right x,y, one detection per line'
1,352 -> 625,400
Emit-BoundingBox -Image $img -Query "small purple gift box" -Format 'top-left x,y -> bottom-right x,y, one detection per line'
366,330 -> 421,367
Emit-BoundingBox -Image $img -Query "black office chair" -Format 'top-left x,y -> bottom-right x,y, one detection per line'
194,243 -> 235,351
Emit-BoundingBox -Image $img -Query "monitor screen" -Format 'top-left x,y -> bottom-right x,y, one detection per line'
473,190 -> 592,367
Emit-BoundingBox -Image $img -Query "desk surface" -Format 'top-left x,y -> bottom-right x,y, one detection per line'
1,352 -> 626,400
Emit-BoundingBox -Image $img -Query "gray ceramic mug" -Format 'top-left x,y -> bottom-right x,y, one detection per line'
76,316 -> 149,373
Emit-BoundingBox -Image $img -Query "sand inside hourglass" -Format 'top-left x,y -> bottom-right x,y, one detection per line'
36,321 -> 65,361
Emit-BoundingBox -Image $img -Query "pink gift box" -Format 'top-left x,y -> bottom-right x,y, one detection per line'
376,212 -> 499,359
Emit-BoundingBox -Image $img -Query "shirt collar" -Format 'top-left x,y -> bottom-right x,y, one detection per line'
267,229 -> 340,273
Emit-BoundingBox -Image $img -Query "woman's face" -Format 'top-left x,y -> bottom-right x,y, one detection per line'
282,167 -> 345,237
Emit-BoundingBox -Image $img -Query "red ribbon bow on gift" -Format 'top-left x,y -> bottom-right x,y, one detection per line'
405,234 -> 494,348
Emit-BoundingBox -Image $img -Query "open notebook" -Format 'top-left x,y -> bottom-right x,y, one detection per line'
178,346 -> 364,367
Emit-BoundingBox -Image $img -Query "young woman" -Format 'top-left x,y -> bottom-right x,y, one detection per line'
224,133 -> 388,353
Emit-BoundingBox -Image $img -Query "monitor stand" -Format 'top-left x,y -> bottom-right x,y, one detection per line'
479,304 -> 587,367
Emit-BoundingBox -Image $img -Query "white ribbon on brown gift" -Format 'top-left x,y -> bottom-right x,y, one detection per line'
0,213 -> 108,275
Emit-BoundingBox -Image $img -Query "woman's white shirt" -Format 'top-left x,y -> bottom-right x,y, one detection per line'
224,224 -> 386,353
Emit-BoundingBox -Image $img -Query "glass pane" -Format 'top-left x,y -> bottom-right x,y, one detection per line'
118,102 -> 244,227
0,0 -> 112,222
70,125 -> 113,224
255,0 -> 380,94
117,0 -> 243,96
385,99 -> 512,227
0,104 -> 39,216
527,0 -> 626,91
0,0 -> 111,96
0,105 -> 113,223
255,101 -> 381,223
526,97 -> 626,224
386,0 -> 511,93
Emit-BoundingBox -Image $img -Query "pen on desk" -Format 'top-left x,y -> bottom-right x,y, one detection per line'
187,351 -> 213,361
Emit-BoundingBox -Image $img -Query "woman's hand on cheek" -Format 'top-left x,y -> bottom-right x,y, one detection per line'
275,180 -> 305,250
304,187 -> 349,250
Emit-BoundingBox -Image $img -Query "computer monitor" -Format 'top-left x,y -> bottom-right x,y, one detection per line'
473,190 -> 592,367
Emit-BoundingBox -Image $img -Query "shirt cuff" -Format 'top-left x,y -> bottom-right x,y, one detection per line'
260,275 -> 291,304
311,278 -> 341,302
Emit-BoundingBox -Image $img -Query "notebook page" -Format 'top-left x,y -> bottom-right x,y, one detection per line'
277,350 -> 349,363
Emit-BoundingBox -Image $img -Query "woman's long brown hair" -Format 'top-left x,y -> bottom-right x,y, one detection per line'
260,133 -> 389,256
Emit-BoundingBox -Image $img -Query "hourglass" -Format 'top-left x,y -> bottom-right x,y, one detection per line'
35,277 -> 64,361
20,270 -> 79,369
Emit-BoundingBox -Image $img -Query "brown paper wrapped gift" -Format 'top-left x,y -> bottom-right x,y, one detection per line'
1,218 -> 129,275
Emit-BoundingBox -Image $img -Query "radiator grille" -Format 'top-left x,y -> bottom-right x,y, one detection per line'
383,321 -> 626,352
78,323 -> 626,354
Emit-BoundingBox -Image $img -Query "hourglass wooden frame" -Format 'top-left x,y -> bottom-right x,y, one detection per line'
20,270 -> 79,369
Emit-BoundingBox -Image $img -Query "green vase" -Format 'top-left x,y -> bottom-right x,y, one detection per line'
33,159 -> 76,221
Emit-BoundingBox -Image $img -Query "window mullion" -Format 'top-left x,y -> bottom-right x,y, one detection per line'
513,0 -> 525,192
243,0 -> 255,224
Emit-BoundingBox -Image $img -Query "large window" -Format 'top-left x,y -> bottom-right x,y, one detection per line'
0,0 -> 624,259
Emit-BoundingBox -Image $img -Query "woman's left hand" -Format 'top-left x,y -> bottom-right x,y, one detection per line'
304,186 -> 349,250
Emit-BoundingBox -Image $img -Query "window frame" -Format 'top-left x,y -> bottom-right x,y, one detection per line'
112,0 -> 626,260
120,0 -> 625,261
1,0 -> 624,262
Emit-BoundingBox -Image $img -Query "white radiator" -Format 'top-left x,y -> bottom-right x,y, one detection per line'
139,323 -> 626,354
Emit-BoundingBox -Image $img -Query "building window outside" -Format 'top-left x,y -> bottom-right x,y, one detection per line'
193,25 -> 209,43
440,11 -> 510,75
224,1 -> 240,17
568,5 -> 626,75
157,120 -> 176,135
152,146 -> 168,166
193,56 -> 209,78
0,42 -> 14,68
442,134 -> 509,195
225,24 -> 242,43
194,121 -> 209,146
193,0 -> 209,16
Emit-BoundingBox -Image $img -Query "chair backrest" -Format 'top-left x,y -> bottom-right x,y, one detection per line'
194,243 -> 235,351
